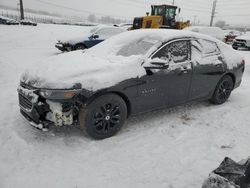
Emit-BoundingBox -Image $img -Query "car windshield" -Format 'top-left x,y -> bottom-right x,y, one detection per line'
90,26 -> 100,34
116,37 -> 160,57
86,30 -> 180,58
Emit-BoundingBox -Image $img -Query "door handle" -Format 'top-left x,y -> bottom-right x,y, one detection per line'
181,66 -> 189,73
177,66 -> 189,75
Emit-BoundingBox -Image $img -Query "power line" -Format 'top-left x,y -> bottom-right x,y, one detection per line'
216,14 -> 250,17
35,0 -> 133,19
183,8 -> 210,13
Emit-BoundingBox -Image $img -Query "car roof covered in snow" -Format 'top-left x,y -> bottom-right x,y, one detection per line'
85,28 -> 225,57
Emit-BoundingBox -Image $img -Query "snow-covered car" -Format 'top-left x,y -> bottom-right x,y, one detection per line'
232,33 -> 250,50
55,25 -> 126,51
18,29 -> 245,139
20,19 -> 37,26
0,16 -> 19,25
223,30 -> 242,43
184,26 -> 224,41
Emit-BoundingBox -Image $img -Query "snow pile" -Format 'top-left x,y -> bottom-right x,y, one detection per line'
184,26 -> 224,41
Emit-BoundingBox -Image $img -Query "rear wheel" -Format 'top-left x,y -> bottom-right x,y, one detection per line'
210,75 -> 234,105
74,43 -> 85,50
79,94 -> 127,139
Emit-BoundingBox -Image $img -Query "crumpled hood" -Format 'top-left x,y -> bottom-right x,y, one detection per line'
21,51 -> 146,91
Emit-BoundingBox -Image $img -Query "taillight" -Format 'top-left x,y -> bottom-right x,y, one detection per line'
241,59 -> 245,73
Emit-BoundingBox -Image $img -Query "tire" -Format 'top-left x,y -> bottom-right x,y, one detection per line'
232,46 -> 238,50
74,43 -> 85,50
210,75 -> 234,105
79,94 -> 127,139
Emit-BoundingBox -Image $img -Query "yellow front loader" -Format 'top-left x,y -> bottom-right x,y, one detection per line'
132,5 -> 190,30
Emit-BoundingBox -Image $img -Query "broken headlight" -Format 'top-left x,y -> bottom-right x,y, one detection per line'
39,89 -> 81,100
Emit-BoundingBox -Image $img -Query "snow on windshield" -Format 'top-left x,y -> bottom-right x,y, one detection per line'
95,27 -> 125,39
90,27 -> 99,33
85,29 -> 179,58
117,38 -> 160,57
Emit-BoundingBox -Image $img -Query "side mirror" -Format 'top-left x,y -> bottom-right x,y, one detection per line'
145,59 -> 170,70
90,34 -> 99,39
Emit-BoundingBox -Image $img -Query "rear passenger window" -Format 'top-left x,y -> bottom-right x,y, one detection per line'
199,39 -> 220,55
152,40 -> 190,63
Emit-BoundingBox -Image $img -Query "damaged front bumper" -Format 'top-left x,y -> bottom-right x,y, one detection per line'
55,42 -> 72,52
18,83 -> 81,130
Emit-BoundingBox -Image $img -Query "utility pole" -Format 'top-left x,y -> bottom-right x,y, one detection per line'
19,0 -> 24,20
210,0 -> 217,26
172,0 -> 175,5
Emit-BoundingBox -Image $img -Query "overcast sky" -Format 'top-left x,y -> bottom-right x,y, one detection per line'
1,0 -> 250,26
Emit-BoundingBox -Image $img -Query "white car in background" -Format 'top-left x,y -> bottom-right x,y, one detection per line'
232,33 -> 250,50
183,26 -> 224,41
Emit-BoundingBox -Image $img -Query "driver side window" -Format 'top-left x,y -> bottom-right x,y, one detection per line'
152,40 -> 190,63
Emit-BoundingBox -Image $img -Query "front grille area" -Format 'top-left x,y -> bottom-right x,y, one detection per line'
236,39 -> 246,43
19,94 -> 33,111
20,82 -> 36,90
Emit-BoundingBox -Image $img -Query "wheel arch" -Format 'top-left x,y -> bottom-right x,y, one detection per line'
84,91 -> 132,118
210,72 -> 236,98
223,72 -> 236,87
111,91 -> 131,117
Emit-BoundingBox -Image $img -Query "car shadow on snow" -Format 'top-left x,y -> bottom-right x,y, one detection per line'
122,101 -> 212,132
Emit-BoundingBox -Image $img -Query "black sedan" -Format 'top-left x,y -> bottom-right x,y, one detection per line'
18,29 -> 245,139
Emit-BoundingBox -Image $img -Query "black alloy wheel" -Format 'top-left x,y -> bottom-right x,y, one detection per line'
210,75 -> 234,105
79,94 -> 127,139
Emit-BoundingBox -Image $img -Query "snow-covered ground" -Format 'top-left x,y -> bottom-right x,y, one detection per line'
0,24 -> 250,188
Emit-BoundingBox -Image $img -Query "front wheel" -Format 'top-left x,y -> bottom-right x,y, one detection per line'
232,46 -> 238,50
79,94 -> 127,139
210,75 -> 234,105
